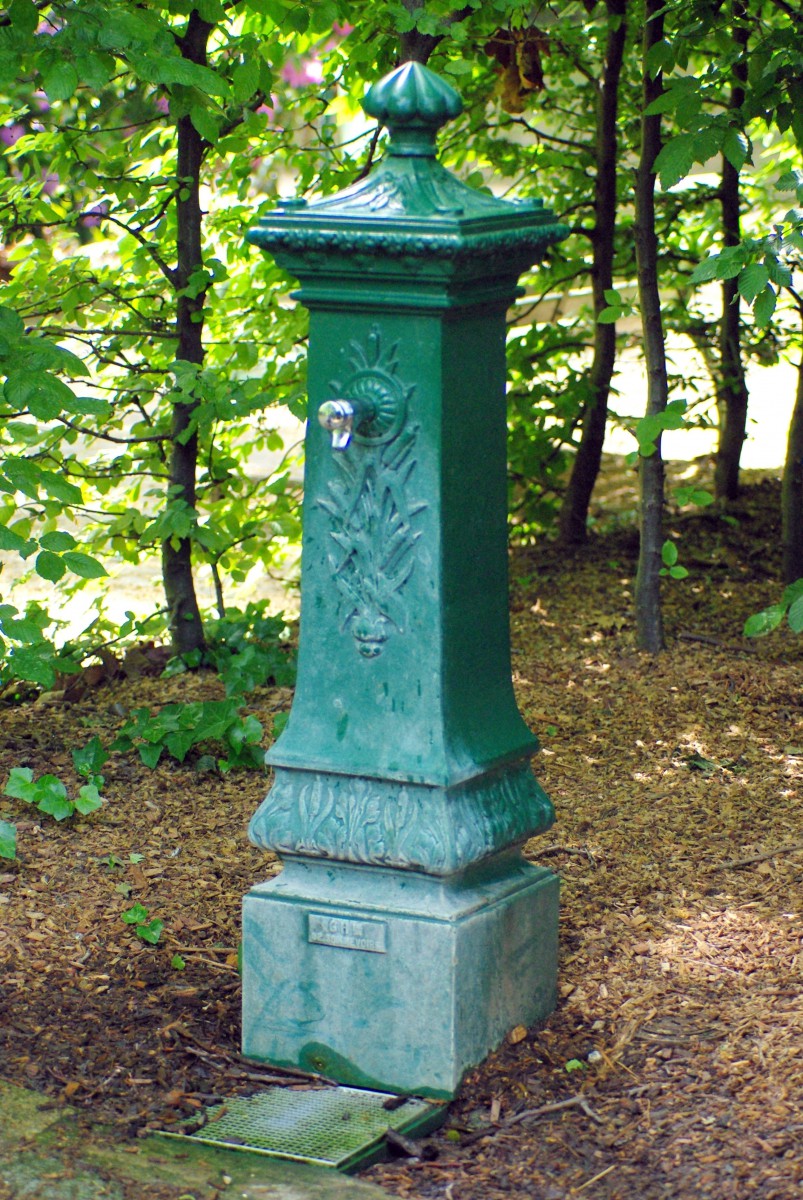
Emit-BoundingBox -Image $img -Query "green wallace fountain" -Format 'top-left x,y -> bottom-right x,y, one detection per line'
242,61 -> 568,1099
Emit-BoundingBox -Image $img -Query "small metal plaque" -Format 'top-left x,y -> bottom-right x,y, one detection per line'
308,912 -> 388,953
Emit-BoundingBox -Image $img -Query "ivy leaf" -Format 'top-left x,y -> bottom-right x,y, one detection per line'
743,605 -> 785,637
122,903 -> 150,925
788,595 -> 803,634
74,784 -> 103,815
136,918 -> 164,945
3,767 -> 36,802
0,819 -> 16,860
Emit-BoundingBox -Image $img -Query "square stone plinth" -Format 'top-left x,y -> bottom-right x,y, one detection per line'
242,855 -> 559,1098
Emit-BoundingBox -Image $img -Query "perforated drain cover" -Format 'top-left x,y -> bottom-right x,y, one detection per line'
157,1085 -> 444,1172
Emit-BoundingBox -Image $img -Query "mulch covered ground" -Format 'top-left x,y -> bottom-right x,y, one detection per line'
1,460 -> 801,1200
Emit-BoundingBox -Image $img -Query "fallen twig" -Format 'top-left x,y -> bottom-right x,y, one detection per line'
678,632 -> 756,653
461,1094 -> 600,1144
576,1164 -> 616,1191
712,841 -> 803,870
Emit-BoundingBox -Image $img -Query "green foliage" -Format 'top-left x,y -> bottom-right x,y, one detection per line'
111,697 -> 264,770
674,486 -> 714,509
635,401 -> 688,458
744,579 -> 803,637
0,818 -> 16,860
660,539 -> 689,581
121,902 -> 164,945
3,765 -> 104,821
0,601 -> 81,691
166,602 -> 296,697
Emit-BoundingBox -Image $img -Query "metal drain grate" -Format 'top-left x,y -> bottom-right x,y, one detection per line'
157,1085 -> 444,1172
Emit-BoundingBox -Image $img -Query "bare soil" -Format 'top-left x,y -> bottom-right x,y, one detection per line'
1,458 -> 801,1200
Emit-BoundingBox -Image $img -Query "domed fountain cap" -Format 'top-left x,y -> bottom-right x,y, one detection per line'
363,61 -> 462,157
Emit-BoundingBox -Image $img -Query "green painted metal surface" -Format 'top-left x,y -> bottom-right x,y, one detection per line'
159,1086 -> 444,1173
243,857 -> 559,1098
243,61 -> 566,1097
247,62 -> 567,875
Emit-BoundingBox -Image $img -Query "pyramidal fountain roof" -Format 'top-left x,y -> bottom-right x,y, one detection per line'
247,61 -> 567,272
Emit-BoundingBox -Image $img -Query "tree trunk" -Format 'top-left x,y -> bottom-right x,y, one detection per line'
782,334 -> 803,584
558,0 -> 627,545
162,9 -> 211,657
634,0 -> 668,654
714,6 -> 749,503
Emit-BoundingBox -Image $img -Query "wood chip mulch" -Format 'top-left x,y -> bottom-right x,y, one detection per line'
1,462 -> 801,1200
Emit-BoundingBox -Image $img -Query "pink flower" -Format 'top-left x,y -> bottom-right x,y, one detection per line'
0,124 -> 25,147
256,94 -> 279,124
332,22 -> 354,37
155,95 -> 170,115
41,171 -> 59,196
80,201 -> 108,228
32,92 -> 50,114
280,58 -> 323,88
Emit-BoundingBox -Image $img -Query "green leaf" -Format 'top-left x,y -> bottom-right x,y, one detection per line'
788,595 -> 803,634
597,307 -> 620,324
74,784 -> 103,815
39,531 -> 77,553
136,918 -> 163,945
190,105 -> 221,143
690,254 -> 723,284
9,0 -> 39,34
661,540 -> 678,567
35,550 -> 66,583
72,737 -> 109,778
743,605 -> 785,637
753,285 -> 777,328
723,127 -> 750,172
139,743 -> 163,769
233,57 -> 261,103
2,459 -> 41,499
42,61 -> 79,103
669,564 -> 689,580
171,953 -> 186,970
6,646 -> 58,689
777,169 -> 803,192
0,524 -> 30,554
5,371 -> 74,420
148,55 -> 231,100
0,819 -> 16,860
122,903 -> 149,925
35,776 -> 73,820
38,471 -> 83,505
738,263 -> 770,305
654,133 -> 697,190
3,767 -> 35,803
61,552 -> 108,580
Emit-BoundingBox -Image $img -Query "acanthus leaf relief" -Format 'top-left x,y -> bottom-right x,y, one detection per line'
319,329 -> 426,658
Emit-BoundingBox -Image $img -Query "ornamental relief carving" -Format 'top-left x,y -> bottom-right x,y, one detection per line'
248,765 -> 554,875
317,328 -> 427,659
